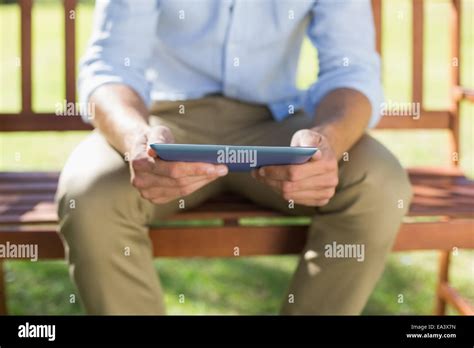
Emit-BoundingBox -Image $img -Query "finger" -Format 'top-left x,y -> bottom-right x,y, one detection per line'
153,159 -> 228,178
131,155 -> 156,174
254,174 -> 338,194
133,171 -> 218,189
292,198 -> 330,207
290,131 -> 322,161
147,126 -> 175,146
128,132 -> 149,161
252,174 -> 284,193
281,188 -> 335,203
287,174 -> 338,193
256,160 -> 328,181
147,147 -> 158,158
290,129 -> 322,147
310,148 -> 322,161
142,176 -> 219,203
176,176 -> 220,197
146,126 -> 175,157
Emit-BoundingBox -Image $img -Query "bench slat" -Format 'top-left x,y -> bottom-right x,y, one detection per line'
0,182 -> 58,193
0,169 -> 473,225
0,192 -> 473,224
0,172 -> 59,181
0,219 -> 472,259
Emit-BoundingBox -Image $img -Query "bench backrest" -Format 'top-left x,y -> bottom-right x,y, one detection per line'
0,0 -> 469,157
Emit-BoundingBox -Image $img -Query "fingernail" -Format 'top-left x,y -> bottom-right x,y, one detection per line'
217,167 -> 228,176
206,167 -> 216,175
259,168 -> 265,177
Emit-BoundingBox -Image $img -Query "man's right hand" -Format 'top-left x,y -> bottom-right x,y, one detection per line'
129,125 -> 228,204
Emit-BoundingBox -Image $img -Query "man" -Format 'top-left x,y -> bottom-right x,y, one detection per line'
56,0 -> 412,315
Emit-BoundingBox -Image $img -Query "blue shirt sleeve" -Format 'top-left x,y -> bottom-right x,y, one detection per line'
78,0 -> 159,122
306,0 -> 384,128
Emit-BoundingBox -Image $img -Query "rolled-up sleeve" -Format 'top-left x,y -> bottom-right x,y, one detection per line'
306,0 -> 383,128
78,0 -> 159,122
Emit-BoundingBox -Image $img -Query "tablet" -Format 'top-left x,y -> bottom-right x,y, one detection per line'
150,144 -> 318,171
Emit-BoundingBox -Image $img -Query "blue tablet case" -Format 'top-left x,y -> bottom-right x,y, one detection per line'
150,144 -> 318,171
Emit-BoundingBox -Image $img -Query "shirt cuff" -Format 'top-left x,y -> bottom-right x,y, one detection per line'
78,67 -> 151,123
304,71 -> 384,128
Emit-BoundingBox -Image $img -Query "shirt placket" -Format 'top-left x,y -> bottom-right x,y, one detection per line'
222,0 -> 241,98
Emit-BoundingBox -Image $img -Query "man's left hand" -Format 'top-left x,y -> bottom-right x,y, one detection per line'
252,129 -> 339,207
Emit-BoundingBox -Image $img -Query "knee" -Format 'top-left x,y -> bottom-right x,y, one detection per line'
341,135 -> 413,215
365,150 -> 413,216
57,168 -> 117,217
56,159 -> 143,242
332,136 -> 413,249
56,167 -> 147,275
358,155 -> 412,250
55,132 -> 138,223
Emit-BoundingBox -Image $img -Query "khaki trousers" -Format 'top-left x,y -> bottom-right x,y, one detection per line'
56,96 -> 412,314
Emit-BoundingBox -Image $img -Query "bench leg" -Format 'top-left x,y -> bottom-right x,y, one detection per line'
435,250 -> 450,315
0,260 -> 7,315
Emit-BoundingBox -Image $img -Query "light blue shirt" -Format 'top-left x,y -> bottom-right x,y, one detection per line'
79,0 -> 383,127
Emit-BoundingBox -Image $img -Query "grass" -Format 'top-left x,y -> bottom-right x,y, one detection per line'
0,0 -> 473,315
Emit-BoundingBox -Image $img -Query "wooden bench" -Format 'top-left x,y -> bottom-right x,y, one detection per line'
0,0 -> 473,315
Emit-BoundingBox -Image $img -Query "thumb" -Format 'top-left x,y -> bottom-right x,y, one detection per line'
311,148 -> 322,161
146,125 -> 175,157
290,130 -> 322,161
291,129 -> 322,147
